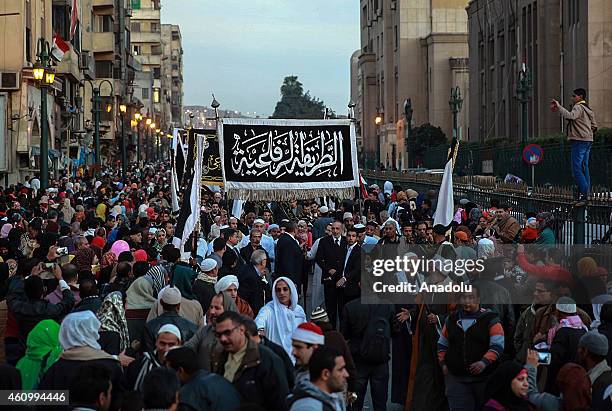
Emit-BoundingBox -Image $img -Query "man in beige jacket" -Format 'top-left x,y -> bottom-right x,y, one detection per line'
552,88 -> 597,204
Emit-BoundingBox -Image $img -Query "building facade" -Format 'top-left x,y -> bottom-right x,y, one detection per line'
356,0 -> 470,170
161,24 -> 183,129
0,0 -> 182,183
88,0 -> 136,168
467,0 -> 612,142
131,0 -> 162,126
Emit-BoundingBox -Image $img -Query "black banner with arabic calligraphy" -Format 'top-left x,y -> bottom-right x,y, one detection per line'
194,131 -> 223,186
218,119 -> 359,200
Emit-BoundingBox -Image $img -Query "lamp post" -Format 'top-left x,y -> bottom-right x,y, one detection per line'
156,128 -> 161,161
404,98 -> 414,168
449,86 -> 463,141
149,122 -> 156,163
134,113 -> 142,166
84,79 -> 114,176
517,63 -> 532,144
374,109 -> 383,169
33,38 -> 56,190
119,104 -> 127,179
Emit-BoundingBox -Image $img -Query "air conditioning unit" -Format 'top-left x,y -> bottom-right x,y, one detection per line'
0,71 -> 20,90
80,52 -> 91,70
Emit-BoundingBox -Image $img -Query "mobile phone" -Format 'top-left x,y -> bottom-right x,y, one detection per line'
56,247 -> 69,256
44,262 -> 55,269
537,351 -> 551,365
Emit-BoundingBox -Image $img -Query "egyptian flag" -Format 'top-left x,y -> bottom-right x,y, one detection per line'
70,0 -> 80,40
51,33 -> 70,62
433,158 -> 454,228
172,134 -> 204,250
359,173 -> 368,199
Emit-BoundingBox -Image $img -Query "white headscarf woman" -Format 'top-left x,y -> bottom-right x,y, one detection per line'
58,311 -> 118,361
255,276 -> 306,363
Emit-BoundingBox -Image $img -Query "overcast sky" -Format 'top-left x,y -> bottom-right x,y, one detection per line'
161,0 -> 359,117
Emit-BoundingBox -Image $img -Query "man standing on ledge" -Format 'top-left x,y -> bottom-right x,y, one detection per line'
552,88 -> 597,205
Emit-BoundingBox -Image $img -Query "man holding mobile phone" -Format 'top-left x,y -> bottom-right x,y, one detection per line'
551,88 -> 597,205
5,250 -> 75,352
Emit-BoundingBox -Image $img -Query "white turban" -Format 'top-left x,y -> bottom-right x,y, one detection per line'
214,275 -> 239,294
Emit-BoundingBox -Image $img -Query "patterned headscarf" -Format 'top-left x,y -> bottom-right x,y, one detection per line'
144,265 -> 168,297
97,291 -> 130,352
101,251 -> 118,269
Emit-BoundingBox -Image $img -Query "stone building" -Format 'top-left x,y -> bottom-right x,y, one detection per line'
467,0 -> 612,142
355,0 -> 470,170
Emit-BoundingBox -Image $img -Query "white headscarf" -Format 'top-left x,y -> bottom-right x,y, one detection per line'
214,275 -> 238,294
59,311 -> 101,350
384,180 -> 393,195
383,217 -> 400,234
255,276 -> 306,362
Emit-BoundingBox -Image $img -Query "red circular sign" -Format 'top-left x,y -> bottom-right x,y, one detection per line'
522,144 -> 543,165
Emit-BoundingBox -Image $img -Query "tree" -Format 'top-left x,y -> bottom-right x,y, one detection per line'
412,123 -> 448,157
271,76 -> 327,119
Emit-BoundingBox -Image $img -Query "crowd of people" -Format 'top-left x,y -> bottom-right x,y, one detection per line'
0,167 -> 610,411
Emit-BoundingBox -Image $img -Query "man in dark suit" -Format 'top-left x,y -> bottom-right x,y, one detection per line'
341,226 -> 362,307
274,221 -> 304,289
237,249 -> 270,315
223,228 -> 245,269
316,220 -> 347,328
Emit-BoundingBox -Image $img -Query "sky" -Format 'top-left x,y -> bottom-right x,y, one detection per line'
161,0 -> 360,118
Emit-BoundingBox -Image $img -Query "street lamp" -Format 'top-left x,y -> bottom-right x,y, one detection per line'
119,104 -> 127,179
348,101 -> 356,120
33,61 -> 45,81
84,79 -> 114,176
149,123 -> 156,163
156,129 -> 161,161
449,86 -> 463,141
33,38 -> 56,190
211,94 -> 220,120
517,63 -> 532,144
404,99 -> 414,169
133,113 -> 142,165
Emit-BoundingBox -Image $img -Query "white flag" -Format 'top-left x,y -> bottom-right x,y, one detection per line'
231,199 -> 244,219
170,164 -> 180,213
433,159 -> 454,227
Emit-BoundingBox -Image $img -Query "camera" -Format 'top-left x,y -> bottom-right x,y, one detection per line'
537,351 -> 551,365
56,247 -> 69,256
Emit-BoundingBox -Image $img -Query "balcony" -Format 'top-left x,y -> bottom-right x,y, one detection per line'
93,0 -> 115,8
136,54 -> 161,66
131,8 -> 160,20
93,32 -> 114,53
131,31 -> 162,44
56,46 -> 82,81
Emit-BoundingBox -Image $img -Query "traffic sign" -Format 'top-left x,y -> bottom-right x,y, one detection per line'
522,144 -> 543,165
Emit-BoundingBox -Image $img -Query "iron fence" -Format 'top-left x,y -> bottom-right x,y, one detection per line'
418,141 -> 612,188
362,170 -> 612,247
